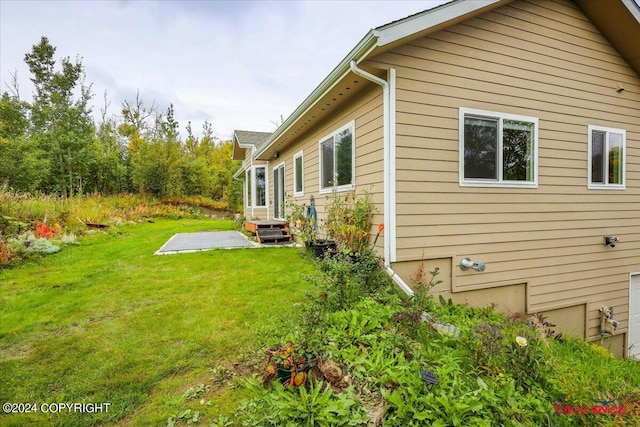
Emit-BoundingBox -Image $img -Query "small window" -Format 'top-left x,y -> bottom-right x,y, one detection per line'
293,150 -> 304,197
588,126 -> 625,190
319,121 -> 355,193
254,166 -> 267,207
459,108 -> 538,188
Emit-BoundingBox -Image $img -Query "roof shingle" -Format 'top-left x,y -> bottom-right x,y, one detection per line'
234,130 -> 272,150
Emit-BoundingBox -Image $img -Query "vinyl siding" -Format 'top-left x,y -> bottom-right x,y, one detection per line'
268,86 -> 385,233
367,0 -> 640,341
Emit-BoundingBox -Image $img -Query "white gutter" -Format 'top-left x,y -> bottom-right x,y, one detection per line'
265,160 -> 270,220
349,61 -> 412,296
622,0 -> 640,22
253,34 -> 379,160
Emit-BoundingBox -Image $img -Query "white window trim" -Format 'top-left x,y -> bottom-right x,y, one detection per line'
319,120 -> 356,194
245,169 -> 252,209
272,162 -> 286,220
252,165 -> 268,208
587,125 -> 626,190
293,150 -> 304,197
459,108 -> 539,189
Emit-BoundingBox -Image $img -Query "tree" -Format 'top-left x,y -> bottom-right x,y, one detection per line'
129,104 -> 183,197
24,36 -> 96,198
0,92 -> 46,192
90,92 -> 127,193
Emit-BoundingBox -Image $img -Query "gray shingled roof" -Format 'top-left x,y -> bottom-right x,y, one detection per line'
234,130 -> 272,150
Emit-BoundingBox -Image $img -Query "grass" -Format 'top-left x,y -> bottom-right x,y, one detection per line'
0,219 -> 315,426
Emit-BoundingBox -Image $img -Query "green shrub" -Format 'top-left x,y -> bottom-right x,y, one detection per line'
302,249 -> 390,332
325,190 -> 376,254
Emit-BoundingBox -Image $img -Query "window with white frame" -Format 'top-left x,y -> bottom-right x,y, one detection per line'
588,125 -> 625,189
254,166 -> 267,207
459,108 -> 538,188
293,150 -> 304,197
319,121 -> 355,193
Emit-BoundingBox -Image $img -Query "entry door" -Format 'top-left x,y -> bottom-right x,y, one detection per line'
273,164 -> 285,220
630,274 -> 640,359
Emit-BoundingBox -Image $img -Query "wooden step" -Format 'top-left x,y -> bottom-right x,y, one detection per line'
255,228 -> 291,243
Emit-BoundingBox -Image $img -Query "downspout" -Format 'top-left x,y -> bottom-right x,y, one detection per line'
349,60 -> 413,296
266,160 -> 270,220
250,149 -> 255,219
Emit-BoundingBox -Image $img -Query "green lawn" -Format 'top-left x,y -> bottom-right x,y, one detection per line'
0,219 -> 314,426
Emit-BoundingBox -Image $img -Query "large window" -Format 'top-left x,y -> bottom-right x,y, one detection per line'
459,108 -> 538,188
319,121 -> 355,193
588,125 -> 625,190
293,150 -> 304,197
254,166 -> 266,207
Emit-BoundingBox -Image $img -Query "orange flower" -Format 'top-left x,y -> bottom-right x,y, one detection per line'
35,222 -> 56,239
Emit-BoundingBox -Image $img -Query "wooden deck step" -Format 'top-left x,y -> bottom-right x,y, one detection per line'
245,220 -> 291,243
256,228 -> 291,243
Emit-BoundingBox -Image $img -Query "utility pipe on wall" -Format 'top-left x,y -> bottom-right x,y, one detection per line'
349,60 -> 413,296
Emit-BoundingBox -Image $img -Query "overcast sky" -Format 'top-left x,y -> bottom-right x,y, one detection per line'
1,0 -> 447,141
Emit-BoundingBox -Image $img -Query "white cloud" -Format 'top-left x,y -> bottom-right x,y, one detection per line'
1,0 -> 444,140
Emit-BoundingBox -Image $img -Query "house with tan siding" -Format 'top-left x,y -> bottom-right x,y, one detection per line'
233,0 -> 640,357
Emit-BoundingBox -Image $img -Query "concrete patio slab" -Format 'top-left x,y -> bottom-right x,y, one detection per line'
155,231 -> 258,255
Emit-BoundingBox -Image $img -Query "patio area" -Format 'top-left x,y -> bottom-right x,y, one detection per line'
154,230 -> 257,254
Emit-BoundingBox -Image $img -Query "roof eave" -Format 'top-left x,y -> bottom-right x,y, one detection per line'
231,130 -> 260,160
374,0 -> 505,46
233,166 -> 246,179
575,0 -> 640,75
254,32 -> 379,160
253,0 -> 514,160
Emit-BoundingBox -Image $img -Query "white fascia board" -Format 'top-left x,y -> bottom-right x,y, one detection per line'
254,0 -> 506,160
622,0 -> 640,23
374,0 -> 502,46
233,165 -> 247,179
253,33 -> 378,160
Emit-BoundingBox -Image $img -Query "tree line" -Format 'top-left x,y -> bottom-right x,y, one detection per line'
0,37 -> 241,209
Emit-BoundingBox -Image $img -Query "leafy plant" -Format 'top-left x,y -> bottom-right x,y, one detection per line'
238,378 -> 369,426
210,365 -> 236,386
8,232 -> 61,256
182,383 -> 210,401
508,330 -> 550,391
264,343 -> 313,387
305,249 -> 390,322
525,312 -> 564,341
390,259 -> 444,339
0,236 -> 14,266
285,196 -> 316,245
167,409 -> 200,426
325,190 -> 376,254
35,222 -> 56,238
